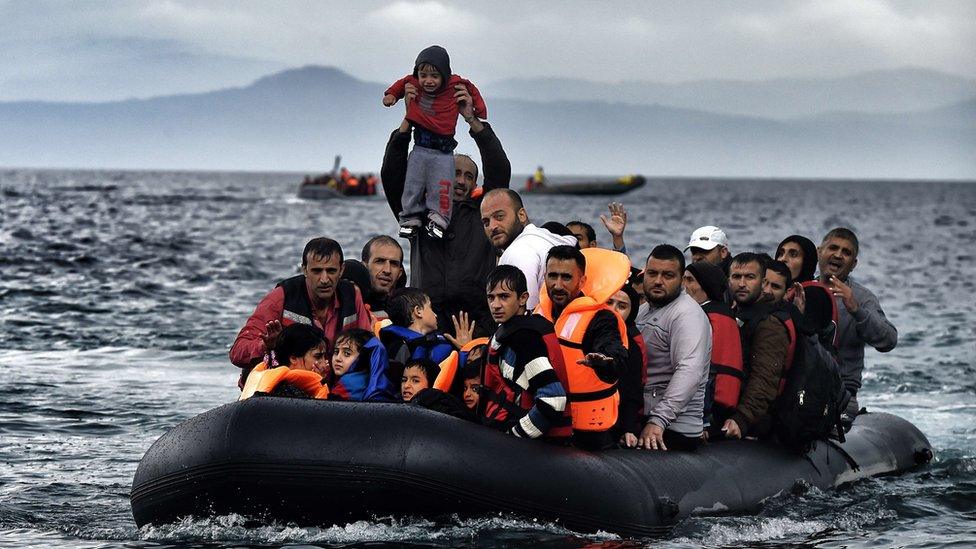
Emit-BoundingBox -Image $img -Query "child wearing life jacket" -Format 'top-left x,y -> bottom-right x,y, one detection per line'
330,328 -> 396,402
380,287 -> 457,380
383,45 -> 487,240
400,358 -> 439,402
460,362 -> 482,413
239,323 -> 331,400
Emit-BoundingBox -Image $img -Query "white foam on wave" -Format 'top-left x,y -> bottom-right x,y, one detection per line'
139,513 -> 621,544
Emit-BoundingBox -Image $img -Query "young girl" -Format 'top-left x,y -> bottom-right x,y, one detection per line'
330,328 -> 396,402
239,324 -> 330,400
400,359 -> 439,402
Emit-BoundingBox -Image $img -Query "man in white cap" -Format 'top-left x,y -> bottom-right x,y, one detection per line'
685,226 -> 732,276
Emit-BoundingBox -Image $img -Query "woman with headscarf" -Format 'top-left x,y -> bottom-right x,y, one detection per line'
606,282 -> 647,447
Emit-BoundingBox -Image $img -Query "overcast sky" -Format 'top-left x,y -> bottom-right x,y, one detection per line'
2,0 -> 974,102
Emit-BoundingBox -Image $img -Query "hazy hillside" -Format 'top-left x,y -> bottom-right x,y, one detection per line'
0,66 -> 972,179
482,67 -> 976,119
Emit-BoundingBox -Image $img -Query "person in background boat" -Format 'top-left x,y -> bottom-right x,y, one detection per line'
360,235 -> 405,321
479,265 -> 571,440
536,246 -> 628,450
605,282 -> 647,447
681,260 -> 743,439
816,227 -> 897,420
534,166 -> 545,188
330,328 -> 397,402
229,237 -> 373,388
720,252 -> 791,440
383,45 -> 487,240
635,245 -> 711,451
400,358 -> 438,402
382,75 -> 510,341
481,189 -> 578,310
238,323 -> 331,400
685,225 -> 732,277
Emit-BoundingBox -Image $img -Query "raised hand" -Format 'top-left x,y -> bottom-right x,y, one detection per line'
262,320 -> 283,353
444,311 -> 475,349
600,202 -> 628,250
827,275 -> 859,313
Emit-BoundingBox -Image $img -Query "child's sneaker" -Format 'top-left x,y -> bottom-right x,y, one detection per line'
425,220 -> 445,240
398,219 -> 421,239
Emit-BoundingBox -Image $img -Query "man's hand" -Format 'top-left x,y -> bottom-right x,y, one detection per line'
638,423 -> 668,451
444,311 -> 475,349
577,352 -> 612,369
382,94 -> 397,107
455,84 -> 473,117
721,418 -> 742,439
600,202 -> 627,251
262,320 -> 283,353
827,275 -> 859,313
620,432 -> 638,448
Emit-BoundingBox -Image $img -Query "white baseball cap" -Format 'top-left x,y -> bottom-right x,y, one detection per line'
685,226 -> 729,252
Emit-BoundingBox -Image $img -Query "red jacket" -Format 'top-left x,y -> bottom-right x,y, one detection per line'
229,284 -> 373,372
385,74 -> 487,136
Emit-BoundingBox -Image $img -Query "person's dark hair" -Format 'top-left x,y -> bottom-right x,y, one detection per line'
765,260 -> 793,288
541,221 -> 576,239
647,244 -> 686,273
546,245 -> 586,271
566,221 -> 596,242
387,287 -> 430,327
334,328 -> 374,352
302,237 -> 343,266
776,234 -> 818,282
487,264 -> 528,295
484,188 -> 524,211
756,252 -> 774,269
822,227 -> 860,256
340,259 -> 370,297
361,235 -> 402,263
730,252 -> 766,273
274,323 -> 327,364
685,261 -> 727,303
403,358 -> 440,385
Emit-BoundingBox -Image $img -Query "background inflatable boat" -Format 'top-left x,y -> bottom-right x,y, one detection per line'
130,397 -> 932,537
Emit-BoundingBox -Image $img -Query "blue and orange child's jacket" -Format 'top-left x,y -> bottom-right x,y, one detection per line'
331,336 -> 397,402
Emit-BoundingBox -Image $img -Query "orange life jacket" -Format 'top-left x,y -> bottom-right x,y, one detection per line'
535,248 -> 631,432
239,362 -> 330,401
433,337 -> 489,392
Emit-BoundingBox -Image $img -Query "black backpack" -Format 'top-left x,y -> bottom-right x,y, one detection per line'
772,332 -> 849,453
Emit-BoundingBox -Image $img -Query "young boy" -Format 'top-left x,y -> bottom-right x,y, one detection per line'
400,358 -> 439,402
380,287 -> 456,374
330,328 -> 396,402
383,45 -> 487,239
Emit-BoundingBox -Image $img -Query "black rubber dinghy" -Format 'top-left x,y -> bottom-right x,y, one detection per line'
130,398 -> 932,537
524,175 -> 646,195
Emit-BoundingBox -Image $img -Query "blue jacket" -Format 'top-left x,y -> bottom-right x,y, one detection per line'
333,337 -> 396,402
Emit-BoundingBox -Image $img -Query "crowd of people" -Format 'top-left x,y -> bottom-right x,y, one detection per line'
230,45 -> 898,453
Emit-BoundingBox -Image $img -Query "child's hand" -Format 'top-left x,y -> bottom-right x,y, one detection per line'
382,94 -> 397,107
444,311 -> 475,349
404,83 -> 417,105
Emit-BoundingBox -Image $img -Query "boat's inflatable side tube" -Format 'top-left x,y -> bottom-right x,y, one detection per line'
130,398 -> 931,537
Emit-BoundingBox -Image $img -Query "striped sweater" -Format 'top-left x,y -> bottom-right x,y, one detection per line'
488,314 -> 569,438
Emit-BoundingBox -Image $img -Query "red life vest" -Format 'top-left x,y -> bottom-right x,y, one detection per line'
738,305 -> 797,398
703,302 -> 744,410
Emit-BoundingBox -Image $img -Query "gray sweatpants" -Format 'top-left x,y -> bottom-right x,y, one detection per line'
400,145 -> 453,229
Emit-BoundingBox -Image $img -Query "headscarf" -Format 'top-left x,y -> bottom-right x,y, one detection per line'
776,235 -> 818,282
685,261 -> 727,304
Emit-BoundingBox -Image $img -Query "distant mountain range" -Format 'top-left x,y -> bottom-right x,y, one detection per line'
0,65 -> 972,178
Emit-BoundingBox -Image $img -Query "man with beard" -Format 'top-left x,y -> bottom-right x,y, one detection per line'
359,235 -> 405,320
481,189 -> 578,310
761,260 -> 792,305
229,237 -> 373,387
535,245 -> 629,450
817,228 -> 897,418
634,245 -> 711,451
722,252 -> 791,440
381,83 -> 510,338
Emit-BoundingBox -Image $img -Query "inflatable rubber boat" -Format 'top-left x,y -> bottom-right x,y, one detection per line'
130,397 -> 932,537
524,175 -> 647,195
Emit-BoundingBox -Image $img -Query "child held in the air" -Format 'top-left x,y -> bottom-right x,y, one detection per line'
383,45 -> 487,239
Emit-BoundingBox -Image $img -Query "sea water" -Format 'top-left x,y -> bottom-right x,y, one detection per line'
1,169 -> 974,548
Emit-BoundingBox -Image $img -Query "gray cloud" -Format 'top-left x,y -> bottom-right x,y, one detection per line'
0,0 -> 973,101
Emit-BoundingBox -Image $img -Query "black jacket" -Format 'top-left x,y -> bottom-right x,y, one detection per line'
381,122 -> 511,337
